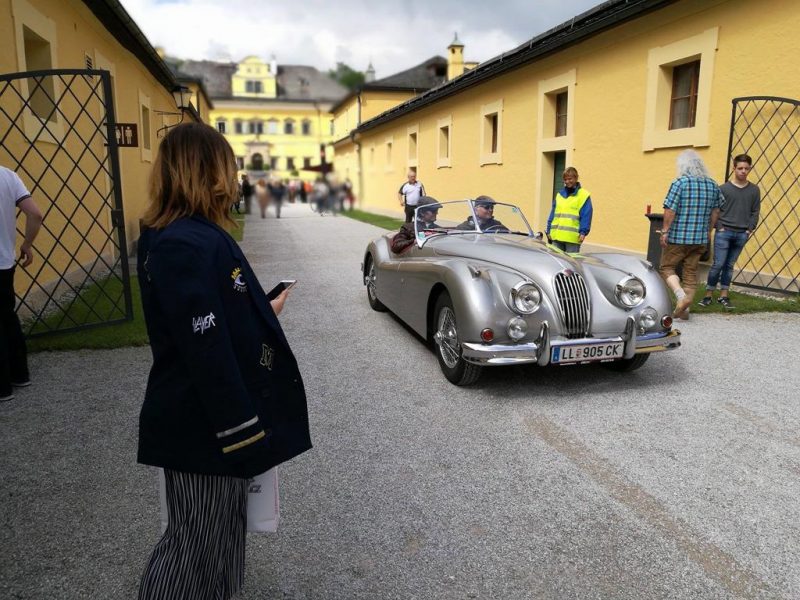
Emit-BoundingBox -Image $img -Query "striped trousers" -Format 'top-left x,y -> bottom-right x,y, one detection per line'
139,470 -> 247,600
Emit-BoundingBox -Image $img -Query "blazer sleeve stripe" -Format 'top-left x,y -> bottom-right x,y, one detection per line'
216,416 -> 260,439
222,430 -> 266,454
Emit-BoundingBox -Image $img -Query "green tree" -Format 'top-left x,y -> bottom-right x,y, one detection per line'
328,63 -> 365,91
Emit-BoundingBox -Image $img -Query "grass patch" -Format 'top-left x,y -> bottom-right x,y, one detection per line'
690,287 -> 799,314
230,212 -> 246,241
26,275 -> 148,352
26,215 -> 247,353
343,209 -> 404,231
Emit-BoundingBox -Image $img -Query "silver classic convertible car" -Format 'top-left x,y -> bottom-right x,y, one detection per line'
362,200 -> 681,385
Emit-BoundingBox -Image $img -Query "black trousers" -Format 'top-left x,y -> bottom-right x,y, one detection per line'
0,267 -> 28,395
404,204 -> 416,223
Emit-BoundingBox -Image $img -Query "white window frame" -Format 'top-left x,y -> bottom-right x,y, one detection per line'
407,124 -> 419,168
437,115 -> 452,168
138,90 -> 152,162
12,0 -> 63,143
384,136 -> 394,173
642,28 -> 718,151
479,99 -> 503,166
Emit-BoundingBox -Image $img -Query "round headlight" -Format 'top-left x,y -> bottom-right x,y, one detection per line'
508,316 -> 528,340
509,282 -> 541,314
638,307 -> 658,329
615,276 -> 646,307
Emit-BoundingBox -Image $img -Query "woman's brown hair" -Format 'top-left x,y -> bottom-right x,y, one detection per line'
143,122 -> 238,229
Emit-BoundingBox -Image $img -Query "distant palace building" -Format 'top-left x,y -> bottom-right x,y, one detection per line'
164,54 -> 348,181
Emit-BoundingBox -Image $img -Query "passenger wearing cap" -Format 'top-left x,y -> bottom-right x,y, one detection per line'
391,197 -> 441,253
456,196 -> 507,231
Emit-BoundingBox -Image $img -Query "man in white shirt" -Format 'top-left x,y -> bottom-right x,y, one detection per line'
1,166 -> 42,402
398,169 -> 426,223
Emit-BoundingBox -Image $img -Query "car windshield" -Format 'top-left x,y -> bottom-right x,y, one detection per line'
414,200 -> 534,242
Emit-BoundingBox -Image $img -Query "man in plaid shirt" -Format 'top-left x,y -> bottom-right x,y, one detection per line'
659,150 -> 721,319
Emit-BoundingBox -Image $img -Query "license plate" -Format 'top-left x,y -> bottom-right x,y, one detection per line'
551,341 -> 624,364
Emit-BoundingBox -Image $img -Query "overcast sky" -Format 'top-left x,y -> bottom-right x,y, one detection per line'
121,0 -> 601,77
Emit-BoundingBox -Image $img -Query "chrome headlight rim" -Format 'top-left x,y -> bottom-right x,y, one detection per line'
615,275 -> 646,308
508,281 -> 542,315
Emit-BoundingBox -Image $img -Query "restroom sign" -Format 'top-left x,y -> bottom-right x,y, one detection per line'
114,123 -> 138,147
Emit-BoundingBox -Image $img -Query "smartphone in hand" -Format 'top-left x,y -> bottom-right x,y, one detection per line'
266,279 -> 297,301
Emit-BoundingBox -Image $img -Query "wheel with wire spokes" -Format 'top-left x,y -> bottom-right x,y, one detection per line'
365,255 -> 386,312
433,291 -> 482,385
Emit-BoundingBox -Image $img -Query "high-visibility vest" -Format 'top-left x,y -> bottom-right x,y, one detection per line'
550,187 -> 590,244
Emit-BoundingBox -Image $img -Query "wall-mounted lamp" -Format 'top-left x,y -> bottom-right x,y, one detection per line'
157,86 -> 192,138
172,86 -> 191,111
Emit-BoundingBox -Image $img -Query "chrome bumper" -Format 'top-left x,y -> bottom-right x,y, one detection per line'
460,319 -> 681,366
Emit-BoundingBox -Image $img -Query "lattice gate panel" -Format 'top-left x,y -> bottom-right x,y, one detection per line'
0,69 -> 131,336
726,97 -> 799,294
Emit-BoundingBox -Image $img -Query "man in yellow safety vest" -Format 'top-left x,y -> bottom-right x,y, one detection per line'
546,166 -> 593,253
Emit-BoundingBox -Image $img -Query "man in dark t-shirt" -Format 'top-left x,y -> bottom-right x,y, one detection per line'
698,153 -> 761,310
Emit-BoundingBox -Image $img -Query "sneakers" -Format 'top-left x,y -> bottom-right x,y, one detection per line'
697,296 -> 713,307
1,392 -> 13,402
717,296 -> 735,309
11,380 -> 31,388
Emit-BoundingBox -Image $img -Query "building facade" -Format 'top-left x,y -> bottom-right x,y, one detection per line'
333,0 -> 800,280
1,0 -> 201,314
171,56 -> 347,182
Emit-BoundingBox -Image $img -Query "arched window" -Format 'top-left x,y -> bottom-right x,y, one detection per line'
284,119 -> 295,135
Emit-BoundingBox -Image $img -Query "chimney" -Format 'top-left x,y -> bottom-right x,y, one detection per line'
365,61 -> 376,83
447,32 -> 464,80
270,54 -> 278,75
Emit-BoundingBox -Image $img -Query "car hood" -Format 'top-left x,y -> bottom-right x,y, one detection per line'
430,234 -> 632,281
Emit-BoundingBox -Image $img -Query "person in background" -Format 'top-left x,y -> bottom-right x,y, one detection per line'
269,179 -> 286,219
255,178 -> 269,219
659,149 -> 721,320
546,166 -> 593,253
313,176 -> 329,215
398,169 -> 425,223
136,123 -> 311,600
240,173 -> 253,215
0,165 -> 42,402
698,153 -> 761,310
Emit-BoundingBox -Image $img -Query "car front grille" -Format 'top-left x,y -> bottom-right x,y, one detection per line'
553,271 -> 590,338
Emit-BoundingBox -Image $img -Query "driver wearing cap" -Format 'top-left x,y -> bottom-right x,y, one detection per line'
456,196 -> 506,231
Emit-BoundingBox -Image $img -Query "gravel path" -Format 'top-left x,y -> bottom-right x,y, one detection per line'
2,201 -> 798,599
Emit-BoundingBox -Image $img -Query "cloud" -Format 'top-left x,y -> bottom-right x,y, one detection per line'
121,0 -> 600,73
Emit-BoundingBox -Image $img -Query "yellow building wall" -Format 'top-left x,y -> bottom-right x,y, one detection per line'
211,103 -> 335,181
1,0 -> 187,300
345,0 -> 800,270
231,56 -> 277,98
360,90 -> 415,122
332,96 -> 359,141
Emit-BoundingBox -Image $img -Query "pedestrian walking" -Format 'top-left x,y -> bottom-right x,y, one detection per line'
136,123 -> 311,600
659,150 -> 722,320
240,174 -> 253,215
398,169 -> 425,223
0,165 -> 42,402
698,153 -> 761,310
546,166 -> 593,253
255,178 -> 269,218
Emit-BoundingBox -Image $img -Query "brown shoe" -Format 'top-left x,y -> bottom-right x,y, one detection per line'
673,297 -> 691,320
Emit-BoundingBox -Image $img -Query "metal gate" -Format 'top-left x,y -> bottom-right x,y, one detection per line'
725,96 -> 799,295
0,68 -> 132,336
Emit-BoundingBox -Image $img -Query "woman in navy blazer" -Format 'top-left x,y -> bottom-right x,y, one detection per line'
136,123 -> 311,600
